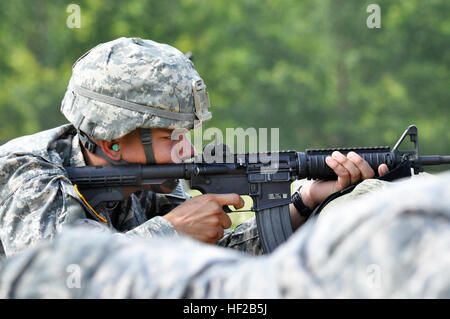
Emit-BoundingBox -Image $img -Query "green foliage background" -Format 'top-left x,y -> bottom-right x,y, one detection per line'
0,0 -> 449,171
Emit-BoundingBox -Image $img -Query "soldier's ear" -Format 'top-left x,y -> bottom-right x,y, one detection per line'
98,140 -> 121,161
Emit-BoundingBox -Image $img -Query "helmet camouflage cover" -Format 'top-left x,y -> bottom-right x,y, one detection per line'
61,37 -> 212,141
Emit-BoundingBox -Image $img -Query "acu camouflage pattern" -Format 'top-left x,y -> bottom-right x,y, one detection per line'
0,171 -> 449,298
61,37 -> 210,141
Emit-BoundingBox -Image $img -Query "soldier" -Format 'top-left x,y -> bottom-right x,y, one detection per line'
0,171 -> 448,298
0,37 -> 388,257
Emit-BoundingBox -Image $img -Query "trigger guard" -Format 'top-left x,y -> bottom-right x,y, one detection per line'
222,205 -> 233,213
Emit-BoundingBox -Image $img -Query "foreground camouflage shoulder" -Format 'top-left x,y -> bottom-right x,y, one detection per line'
218,217 -> 263,255
1,171 -> 449,298
275,172 -> 450,298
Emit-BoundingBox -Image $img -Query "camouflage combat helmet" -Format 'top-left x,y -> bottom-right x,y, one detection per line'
61,37 -> 211,165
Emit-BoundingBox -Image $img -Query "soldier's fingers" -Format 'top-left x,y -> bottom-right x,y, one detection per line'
203,228 -> 221,244
325,156 -> 350,191
210,193 -> 244,209
216,226 -> 225,241
325,156 -> 350,178
219,212 -> 232,229
378,164 -> 389,176
347,151 -> 375,180
331,151 -> 361,184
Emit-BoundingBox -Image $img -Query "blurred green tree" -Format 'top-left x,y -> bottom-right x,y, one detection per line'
0,0 -> 448,171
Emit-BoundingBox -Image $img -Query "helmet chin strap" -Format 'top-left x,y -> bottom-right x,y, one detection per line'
139,128 -> 157,164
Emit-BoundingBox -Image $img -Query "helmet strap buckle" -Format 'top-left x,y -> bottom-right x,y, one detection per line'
192,79 -> 212,122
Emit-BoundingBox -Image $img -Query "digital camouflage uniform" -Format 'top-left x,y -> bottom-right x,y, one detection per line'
0,171 -> 448,298
0,37 -> 261,257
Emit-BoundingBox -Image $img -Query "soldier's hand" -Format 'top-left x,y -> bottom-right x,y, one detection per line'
300,151 -> 389,209
163,193 -> 244,244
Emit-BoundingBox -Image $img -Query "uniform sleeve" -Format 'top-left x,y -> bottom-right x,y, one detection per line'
0,169 -> 88,256
123,191 -> 185,239
125,216 -> 178,239
218,217 -> 263,255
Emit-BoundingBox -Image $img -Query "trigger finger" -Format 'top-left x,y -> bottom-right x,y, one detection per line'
233,196 -> 245,210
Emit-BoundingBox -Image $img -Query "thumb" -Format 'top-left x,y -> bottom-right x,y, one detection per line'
378,164 -> 389,176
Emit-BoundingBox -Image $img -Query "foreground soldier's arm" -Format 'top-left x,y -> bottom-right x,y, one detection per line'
1,171 -> 448,298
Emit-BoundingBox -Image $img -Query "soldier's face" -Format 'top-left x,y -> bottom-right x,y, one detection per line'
151,128 -> 195,163
119,128 -> 194,164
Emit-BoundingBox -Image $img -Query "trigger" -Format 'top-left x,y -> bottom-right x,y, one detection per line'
222,205 -> 233,213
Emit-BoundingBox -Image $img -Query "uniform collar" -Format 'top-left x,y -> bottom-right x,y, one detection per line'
70,131 -> 88,167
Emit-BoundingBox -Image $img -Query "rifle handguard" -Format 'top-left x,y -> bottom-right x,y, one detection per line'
302,146 -> 394,180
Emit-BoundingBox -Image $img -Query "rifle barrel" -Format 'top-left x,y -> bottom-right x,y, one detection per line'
416,155 -> 450,166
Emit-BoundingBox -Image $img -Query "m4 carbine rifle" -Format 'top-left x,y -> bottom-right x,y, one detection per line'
66,125 -> 450,253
